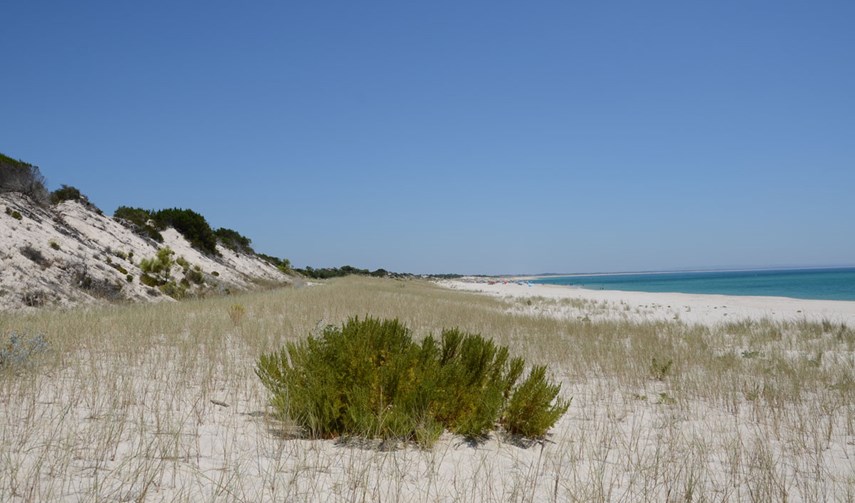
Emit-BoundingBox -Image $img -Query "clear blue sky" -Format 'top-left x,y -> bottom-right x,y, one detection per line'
2,1 -> 853,274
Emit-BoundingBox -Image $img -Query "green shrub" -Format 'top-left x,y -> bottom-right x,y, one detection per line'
160,280 -> 187,299
185,267 -> 204,285
256,317 -> 569,446
139,273 -> 160,287
109,262 -> 128,275
502,365 -> 570,437
258,254 -> 291,273
5,207 -> 22,220
153,208 -> 219,256
49,184 -> 82,204
215,227 -> 254,254
114,206 -> 164,243
139,247 -> 174,286
0,153 -> 49,204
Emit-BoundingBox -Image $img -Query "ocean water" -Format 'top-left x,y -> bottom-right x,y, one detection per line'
532,268 -> 855,301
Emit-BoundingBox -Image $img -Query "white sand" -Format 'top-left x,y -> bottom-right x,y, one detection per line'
0,193 -> 289,311
439,278 -> 855,326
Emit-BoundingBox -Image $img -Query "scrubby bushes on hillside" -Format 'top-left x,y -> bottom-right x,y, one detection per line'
114,206 -> 164,243
154,208 -> 219,256
139,247 -> 175,286
114,207 -> 220,255
50,184 -> 102,214
256,317 -> 570,446
50,184 -> 82,204
0,153 -> 48,204
215,227 -> 254,254
258,253 -> 292,274
295,265 -> 391,279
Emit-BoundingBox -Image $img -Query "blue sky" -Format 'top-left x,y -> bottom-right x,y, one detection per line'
2,1 -> 853,274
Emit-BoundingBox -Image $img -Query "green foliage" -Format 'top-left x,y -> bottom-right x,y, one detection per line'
108,261 -> 128,275
139,247 -> 174,286
258,254 -> 292,274
215,227 -> 254,254
256,317 -> 569,446
139,274 -> 160,287
0,153 -> 49,204
49,184 -> 82,204
295,265 -> 394,279
502,365 -> 570,437
5,207 -> 22,220
159,280 -> 187,299
113,206 -> 164,243
153,208 -> 219,256
184,267 -> 204,285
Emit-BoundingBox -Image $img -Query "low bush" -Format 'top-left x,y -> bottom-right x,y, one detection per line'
5,207 -> 22,220
139,274 -> 160,288
139,247 -> 174,284
256,317 -> 569,446
0,153 -> 49,204
20,245 -> 49,268
185,267 -> 204,285
215,227 -> 254,254
153,208 -> 219,256
159,280 -> 187,300
21,291 -> 48,307
258,254 -> 292,274
49,184 -> 82,204
69,264 -> 124,300
114,206 -> 164,243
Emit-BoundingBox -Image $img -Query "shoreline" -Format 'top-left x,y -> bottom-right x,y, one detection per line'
438,278 -> 855,326
506,265 -> 855,283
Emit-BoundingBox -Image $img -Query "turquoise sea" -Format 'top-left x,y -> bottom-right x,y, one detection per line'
532,268 -> 855,301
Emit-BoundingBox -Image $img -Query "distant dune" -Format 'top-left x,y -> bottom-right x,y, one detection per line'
0,191 -> 291,311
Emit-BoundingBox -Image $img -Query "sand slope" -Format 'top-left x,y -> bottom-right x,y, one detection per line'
0,192 -> 290,311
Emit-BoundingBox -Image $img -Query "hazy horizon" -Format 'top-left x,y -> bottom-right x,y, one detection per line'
3,1 -> 853,275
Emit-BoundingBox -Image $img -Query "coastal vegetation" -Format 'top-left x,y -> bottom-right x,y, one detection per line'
294,264 -> 398,279
257,316 -> 568,446
214,227 -> 254,254
0,152 -> 48,203
112,206 -> 261,258
1,277 -> 852,501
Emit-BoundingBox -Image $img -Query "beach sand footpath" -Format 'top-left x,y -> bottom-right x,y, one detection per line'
439,278 -> 855,326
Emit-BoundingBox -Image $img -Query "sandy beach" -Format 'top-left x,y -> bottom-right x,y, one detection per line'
3,277 -> 855,501
439,278 -> 855,326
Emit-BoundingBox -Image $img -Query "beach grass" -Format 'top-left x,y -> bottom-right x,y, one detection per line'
1,277 -> 853,501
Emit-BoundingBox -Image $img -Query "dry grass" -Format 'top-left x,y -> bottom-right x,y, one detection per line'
1,277 -> 854,501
